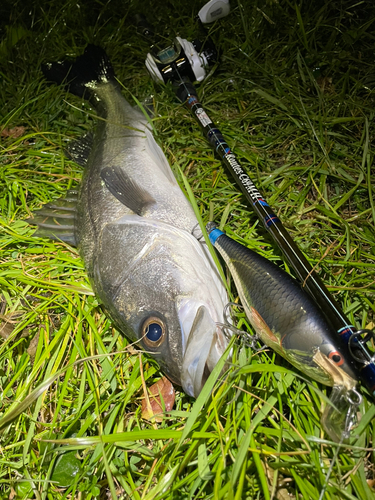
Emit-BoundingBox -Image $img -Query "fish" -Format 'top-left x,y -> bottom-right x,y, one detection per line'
206,223 -> 359,388
29,45 -> 229,398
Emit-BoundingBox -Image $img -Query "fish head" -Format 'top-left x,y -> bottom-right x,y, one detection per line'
95,216 -> 229,397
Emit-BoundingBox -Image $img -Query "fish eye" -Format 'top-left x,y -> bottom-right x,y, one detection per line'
142,317 -> 166,348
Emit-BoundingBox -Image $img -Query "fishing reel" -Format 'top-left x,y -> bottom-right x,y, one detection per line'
145,36 -> 217,84
136,0 -> 230,85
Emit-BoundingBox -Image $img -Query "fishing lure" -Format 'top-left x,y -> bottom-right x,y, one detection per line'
207,223 -> 363,440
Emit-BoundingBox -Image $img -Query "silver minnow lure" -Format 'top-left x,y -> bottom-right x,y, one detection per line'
29,45 -> 229,397
206,223 -> 359,388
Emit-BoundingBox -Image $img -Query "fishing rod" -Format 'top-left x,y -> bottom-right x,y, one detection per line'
135,3 -> 375,397
174,81 -> 375,391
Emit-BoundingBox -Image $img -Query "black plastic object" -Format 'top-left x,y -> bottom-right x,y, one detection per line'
134,14 -> 155,39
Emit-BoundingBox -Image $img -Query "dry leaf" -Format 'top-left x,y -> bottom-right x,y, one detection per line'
316,76 -> 334,93
27,330 -> 40,361
264,460 -> 294,500
0,311 -> 24,339
141,377 -> 175,422
1,126 -> 26,138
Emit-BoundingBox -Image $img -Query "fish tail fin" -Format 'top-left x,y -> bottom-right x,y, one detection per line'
42,45 -> 116,99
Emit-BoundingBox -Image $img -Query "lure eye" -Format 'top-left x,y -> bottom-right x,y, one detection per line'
329,351 -> 344,366
142,317 -> 165,347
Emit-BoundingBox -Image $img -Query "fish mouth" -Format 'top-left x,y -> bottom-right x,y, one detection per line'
181,305 -> 228,398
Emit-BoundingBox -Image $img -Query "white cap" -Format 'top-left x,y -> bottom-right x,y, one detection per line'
198,0 -> 230,23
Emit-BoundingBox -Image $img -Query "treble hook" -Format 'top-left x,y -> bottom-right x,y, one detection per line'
219,302 -> 265,352
319,387 -> 362,500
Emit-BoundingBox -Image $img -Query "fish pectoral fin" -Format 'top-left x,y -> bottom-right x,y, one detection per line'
27,190 -> 78,246
65,132 -> 94,167
101,166 -> 155,215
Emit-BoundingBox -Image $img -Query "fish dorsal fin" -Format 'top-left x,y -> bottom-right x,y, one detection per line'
65,132 -> 93,167
101,166 -> 155,215
144,127 -> 179,185
27,190 -> 78,246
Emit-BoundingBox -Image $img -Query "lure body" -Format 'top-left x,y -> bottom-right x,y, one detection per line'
208,226 -> 358,386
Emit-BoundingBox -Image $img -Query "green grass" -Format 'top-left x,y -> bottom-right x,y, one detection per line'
1,0 -> 375,498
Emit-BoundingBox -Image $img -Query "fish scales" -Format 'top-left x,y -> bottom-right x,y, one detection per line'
76,82 -> 198,273
30,45 -> 229,397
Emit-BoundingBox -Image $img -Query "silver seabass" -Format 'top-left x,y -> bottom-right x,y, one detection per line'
32,45 -> 228,397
